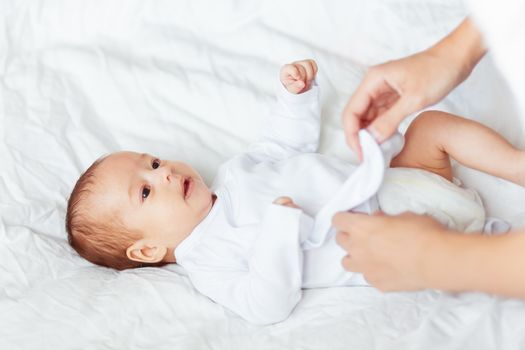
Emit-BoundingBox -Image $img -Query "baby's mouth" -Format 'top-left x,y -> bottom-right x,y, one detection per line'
183,177 -> 193,199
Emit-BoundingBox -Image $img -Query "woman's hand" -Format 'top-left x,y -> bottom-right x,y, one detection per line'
333,211 -> 448,291
342,18 -> 486,160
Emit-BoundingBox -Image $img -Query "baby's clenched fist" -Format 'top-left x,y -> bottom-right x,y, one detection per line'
280,59 -> 318,94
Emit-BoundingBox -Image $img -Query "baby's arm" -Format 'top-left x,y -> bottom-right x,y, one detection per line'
189,205 -> 305,325
391,111 -> 524,185
246,60 -> 321,163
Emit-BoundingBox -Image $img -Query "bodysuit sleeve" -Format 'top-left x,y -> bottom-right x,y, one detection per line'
244,81 -> 321,163
188,204 -> 305,325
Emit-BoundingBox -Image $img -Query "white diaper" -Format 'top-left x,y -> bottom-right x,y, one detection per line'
377,167 -> 485,232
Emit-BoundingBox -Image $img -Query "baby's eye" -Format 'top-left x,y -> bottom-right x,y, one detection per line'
142,186 -> 151,200
152,159 -> 160,169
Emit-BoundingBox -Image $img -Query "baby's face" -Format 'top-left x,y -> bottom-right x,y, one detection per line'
94,151 -> 214,247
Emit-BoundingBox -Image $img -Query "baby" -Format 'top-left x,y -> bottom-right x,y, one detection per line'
66,59 -> 524,325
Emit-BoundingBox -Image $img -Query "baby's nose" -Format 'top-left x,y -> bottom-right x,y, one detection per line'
164,170 -> 184,186
158,165 -> 175,183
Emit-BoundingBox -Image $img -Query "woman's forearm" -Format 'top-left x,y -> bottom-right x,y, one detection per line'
428,229 -> 525,298
431,18 -> 487,83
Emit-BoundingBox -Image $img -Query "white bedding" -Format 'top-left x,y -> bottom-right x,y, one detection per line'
2,1 -> 525,349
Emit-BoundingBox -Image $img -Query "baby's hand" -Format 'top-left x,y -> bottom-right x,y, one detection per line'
280,59 -> 318,94
273,196 -> 301,209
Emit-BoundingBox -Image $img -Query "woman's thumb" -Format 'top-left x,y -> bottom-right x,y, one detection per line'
368,98 -> 413,143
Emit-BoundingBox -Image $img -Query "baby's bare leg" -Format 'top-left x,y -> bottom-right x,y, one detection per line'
391,111 -> 524,185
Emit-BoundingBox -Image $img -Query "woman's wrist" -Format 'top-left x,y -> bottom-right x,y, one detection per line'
419,228 -> 459,290
421,229 -> 484,292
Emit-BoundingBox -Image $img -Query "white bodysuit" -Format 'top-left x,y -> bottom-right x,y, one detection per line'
174,83 -> 487,325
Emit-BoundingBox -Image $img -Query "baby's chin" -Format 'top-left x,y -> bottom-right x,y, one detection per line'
193,189 -> 215,219
190,179 -> 212,201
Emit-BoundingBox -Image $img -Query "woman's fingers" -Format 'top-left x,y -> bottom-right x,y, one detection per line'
368,95 -> 415,142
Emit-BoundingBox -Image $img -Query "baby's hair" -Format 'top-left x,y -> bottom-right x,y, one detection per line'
66,156 -> 165,270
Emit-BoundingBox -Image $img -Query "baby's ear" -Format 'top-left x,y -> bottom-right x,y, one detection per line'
126,240 -> 167,263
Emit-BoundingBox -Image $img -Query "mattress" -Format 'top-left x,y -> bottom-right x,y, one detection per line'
2,0 -> 525,349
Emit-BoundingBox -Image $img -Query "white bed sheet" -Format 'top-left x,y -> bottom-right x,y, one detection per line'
2,0 -> 525,349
